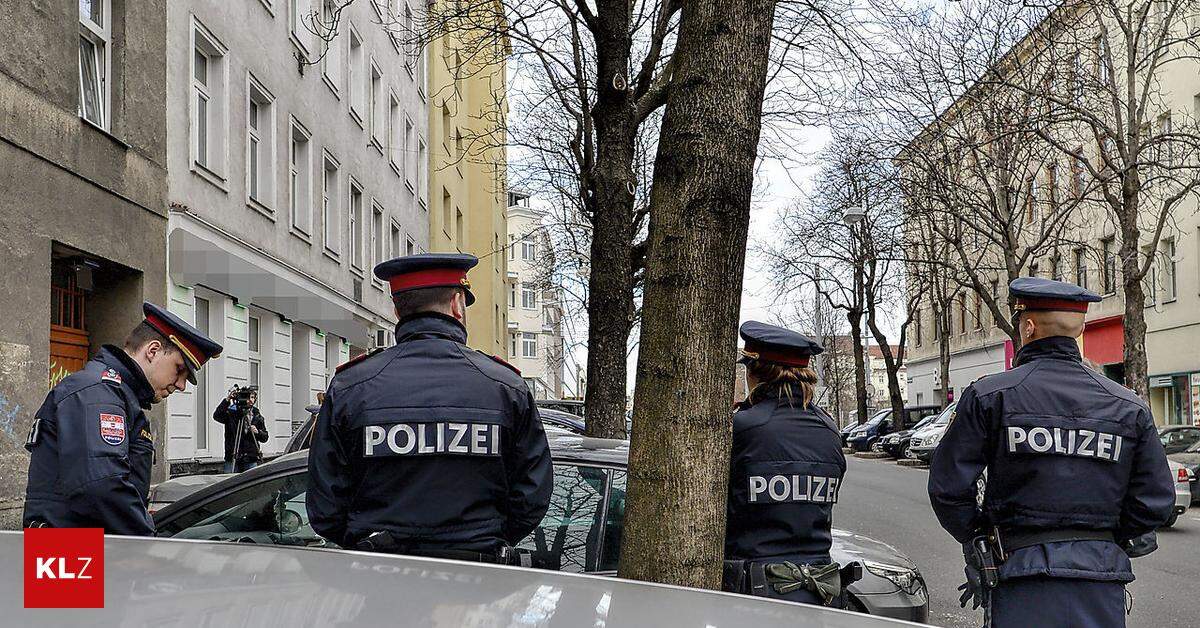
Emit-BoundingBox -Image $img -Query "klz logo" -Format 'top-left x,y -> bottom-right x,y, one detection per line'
24,528 -> 104,608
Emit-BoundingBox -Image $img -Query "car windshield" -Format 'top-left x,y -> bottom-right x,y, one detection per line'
930,404 -> 956,426
1185,439 -> 1200,453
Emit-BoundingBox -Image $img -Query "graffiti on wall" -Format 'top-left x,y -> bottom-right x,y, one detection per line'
49,360 -> 73,389
0,393 -> 21,441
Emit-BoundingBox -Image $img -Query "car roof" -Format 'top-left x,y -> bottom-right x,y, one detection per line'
0,532 -> 915,627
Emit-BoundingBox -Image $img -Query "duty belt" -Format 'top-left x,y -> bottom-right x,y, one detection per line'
993,528 -> 1115,562
355,531 -> 532,567
722,559 -> 861,606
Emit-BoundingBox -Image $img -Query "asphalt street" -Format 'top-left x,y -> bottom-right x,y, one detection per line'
837,455 -> 1200,627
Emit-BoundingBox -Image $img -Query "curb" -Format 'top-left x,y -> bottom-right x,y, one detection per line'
841,447 -> 855,454
854,452 -> 891,460
897,459 -> 928,468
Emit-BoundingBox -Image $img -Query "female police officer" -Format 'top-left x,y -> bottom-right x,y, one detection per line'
723,321 -> 848,607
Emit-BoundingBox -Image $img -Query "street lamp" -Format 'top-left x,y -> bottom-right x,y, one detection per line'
842,198 -> 867,226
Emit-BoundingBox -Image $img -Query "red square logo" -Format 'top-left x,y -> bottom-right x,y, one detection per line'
24,528 -> 104,608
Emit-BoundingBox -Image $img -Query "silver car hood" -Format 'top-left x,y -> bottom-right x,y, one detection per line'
1,532 -> 918,626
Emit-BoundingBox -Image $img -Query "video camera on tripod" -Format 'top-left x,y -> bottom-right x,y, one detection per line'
226,385 -> 261,462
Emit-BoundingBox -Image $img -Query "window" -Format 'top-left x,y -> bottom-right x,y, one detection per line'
320,0 -> 342,93
973,292 -> 982,330
508,283 -> 516,308
406,237 -> 416,256
289,119 -> 313,236
1029,262 -> 1039,278
246,75 -> 276,210
404,117 -> 416,190
388,93 -> 402,174
322,154 -> 341,255
157,474 -> 323,546
192,22 -> 228,177
1052,255 -> 1064,282
442,105 -> 452,155
522,283 -> 537,309
515,464 -> 622,573
1071,149 -> 1086,197
441,190 -> 452,238
455,208 -> 464,248
958,293 -> 967,334
390,221 -> 401,258
522,237 -> 536,261
522,332 -> 538,358
371,203 -> 384,280
404,3 -> 416,74
1143,244 -> 1158,306
417,137 -> 427,205
349,180 -> 364,271
248,315 -> 261,388
932,307 -> 940,341
290,0 -> 315,57
1101,237 -> 1116,294
914,309 -> 922,346
369,61 -> 384,148
193,296 -> 210,451
990,279 -> 1000,326
1075,248 -> 1089,290
348,28 -> 365,123
1047,162 -> 1060,210
510,333 -> 518,358
1162,237 -> 1177,301
78,0 -> 111,129
415,29 -> 426,100
1158,114 -> 1173,165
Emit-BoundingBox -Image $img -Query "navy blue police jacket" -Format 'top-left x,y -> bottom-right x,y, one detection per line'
929,336 -> 1174,582
23,345 -> 156,535
306,314 -> 554,551
726,386 -> 846,565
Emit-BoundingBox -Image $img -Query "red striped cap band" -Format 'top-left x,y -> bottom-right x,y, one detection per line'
144,314 -> 206,370
1015,298 -> 1090,313
742,343 -> 810,368
387,268 -> 471,295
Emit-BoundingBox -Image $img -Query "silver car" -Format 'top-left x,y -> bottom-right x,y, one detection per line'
1167,459 -> 1191,528
907,403 -> 956,463
0,531 -> 919,626
152,428 -> 929,622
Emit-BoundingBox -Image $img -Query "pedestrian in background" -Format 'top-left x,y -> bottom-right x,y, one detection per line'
24,302 -> 222,534
213,388 -> 268,473
929,278 -> 1174,627
307,253 -> 553,564
723,321 -> 849,607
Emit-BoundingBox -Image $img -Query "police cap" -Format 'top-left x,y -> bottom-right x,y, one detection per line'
142,301 -> 223,384
1009,277 -> 1101,313
373,253 -> 479,306
737,321 -> 824,368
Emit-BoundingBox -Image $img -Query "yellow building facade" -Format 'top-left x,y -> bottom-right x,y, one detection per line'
426,8 -> 510,357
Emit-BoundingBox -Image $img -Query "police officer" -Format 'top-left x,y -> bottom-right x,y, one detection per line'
723,321 -> 849,607
929,278 -> 1175,628
307,253 -> 554,563
24,302 -> 223,535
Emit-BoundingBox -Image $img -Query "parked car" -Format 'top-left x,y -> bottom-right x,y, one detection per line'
1168,439 -> 1200,506
878,413 -> 941,458
536,398 -> 586,417
907,403 -> 957,463
0,531 -> 917,628
847,406 -> 941,453
841,410 -> 888,448
1166,459 -> 1192,528
538,408 -> 587,434
153,427 -> 930,622
1160,425 -> 1200,454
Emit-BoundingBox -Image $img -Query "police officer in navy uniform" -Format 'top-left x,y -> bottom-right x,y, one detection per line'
929,278 -> 1175,627
307,253 -> 554,563
24,302 -> 223,535
723,321 -> 849,607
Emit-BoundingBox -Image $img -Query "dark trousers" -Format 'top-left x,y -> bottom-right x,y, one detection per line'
223,459 -> 258,473
991,577 -> 1125,628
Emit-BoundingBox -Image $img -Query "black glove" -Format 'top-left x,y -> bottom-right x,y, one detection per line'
958,543 -> 988,610
1122,531 -> 1158,558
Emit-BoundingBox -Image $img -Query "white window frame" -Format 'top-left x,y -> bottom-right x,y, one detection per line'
369,59 -> 385,151
320,0 -> 343,96
406,237 -> 416,256
390,220 -> 402,259
521,332 -> 538,359
322,152 -> 342,258
1163,237 -> 1177,302
248,314 -> 262,388
349,178 -> 365,273
78,0 -> 112,130
348,25 -> 366,126
388,91 -> 402,175
290,0 -> 315,59
289,117 -> 313,240
246,73 -> 277,214
417,136 -> 427,208
522,237 -> 536,261
191,19 -> 229,185
404,3 -> 416,76
371,201 -> 385,287
522,283 -> 537,310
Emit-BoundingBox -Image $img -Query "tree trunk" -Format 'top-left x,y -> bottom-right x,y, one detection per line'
1118,216 -> 1150,400
849,309 -> 868,424
582,0 -> 640,439
938,307 -> 952,408
618,0 -> 779,590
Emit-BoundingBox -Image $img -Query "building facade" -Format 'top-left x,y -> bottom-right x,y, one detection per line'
505,192 -> 565,399
902,8 -> 1200,427
426,0 -> 509,356
164,0 -> 429,470
0,0 -> 171,525
868,345 -> 909,409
